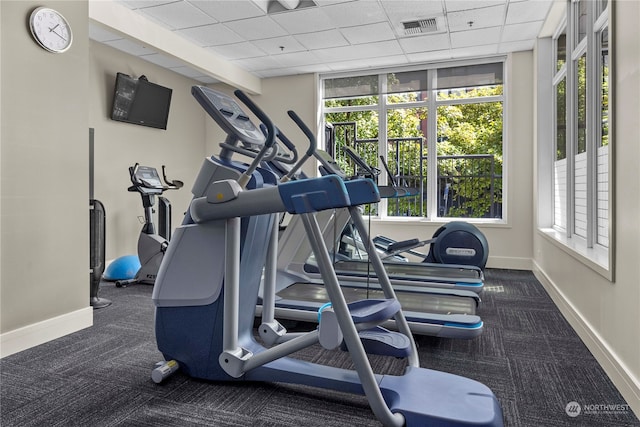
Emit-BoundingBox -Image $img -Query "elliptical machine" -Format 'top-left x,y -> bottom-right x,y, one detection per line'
338,145 -> 490,269
115,164 -> 182,287
150,86 -> 503,427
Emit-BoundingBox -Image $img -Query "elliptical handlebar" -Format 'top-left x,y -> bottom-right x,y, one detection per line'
233,89 -> 277,189
264,124 -> 300,165
277,110 -> 321,182
342,145 -> 381,179
285,110 -> 347,179
233,90 -> 276,148
219,123 -> 299,165
286,110 -> 316,158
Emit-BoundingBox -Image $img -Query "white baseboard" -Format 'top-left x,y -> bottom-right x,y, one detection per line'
487,256 -> 533,270
532,262 -> 640,419
0,307 -> 93,359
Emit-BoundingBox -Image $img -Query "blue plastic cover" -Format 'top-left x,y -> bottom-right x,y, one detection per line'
343,179 -> 380,205
278,175 -> 350,214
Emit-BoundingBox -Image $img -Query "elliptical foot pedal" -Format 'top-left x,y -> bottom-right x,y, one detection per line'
348,299 -> 401,326
387,238 -> 421,253
341,326 -> 412,358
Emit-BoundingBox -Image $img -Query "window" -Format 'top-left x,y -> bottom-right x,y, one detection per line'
546,0 -> 611,274
597,26 -> 609,247
321,60 -> 504,221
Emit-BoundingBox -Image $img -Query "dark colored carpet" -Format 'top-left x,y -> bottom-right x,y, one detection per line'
1,269 -> 638,426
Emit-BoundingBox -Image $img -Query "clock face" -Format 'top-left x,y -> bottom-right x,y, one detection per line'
29,7 -> 73,53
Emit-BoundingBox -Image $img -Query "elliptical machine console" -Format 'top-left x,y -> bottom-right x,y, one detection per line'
116,164 -> 182,287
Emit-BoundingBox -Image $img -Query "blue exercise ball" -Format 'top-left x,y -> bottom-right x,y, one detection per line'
103,255 -> 140,281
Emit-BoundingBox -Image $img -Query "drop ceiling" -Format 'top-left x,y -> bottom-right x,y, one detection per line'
89,0 -> 554,88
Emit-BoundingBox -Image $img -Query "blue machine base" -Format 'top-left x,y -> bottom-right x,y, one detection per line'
244,354 -> 503,427
380,366 -> 503,426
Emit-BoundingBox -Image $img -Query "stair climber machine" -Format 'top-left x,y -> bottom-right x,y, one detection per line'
257,125 -> 485,338
270,147 -> 488,295
115,164 -> 183,287
340,145 -> 490,269
219,111 -> 484,338
151,86 -> 503,427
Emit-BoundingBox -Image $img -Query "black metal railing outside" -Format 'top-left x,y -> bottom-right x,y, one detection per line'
329,121 -> 502,219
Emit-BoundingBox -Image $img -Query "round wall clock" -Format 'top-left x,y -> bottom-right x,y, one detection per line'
29,7 -> 73,53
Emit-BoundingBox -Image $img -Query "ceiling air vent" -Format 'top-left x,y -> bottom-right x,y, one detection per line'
402,18 -> 438,36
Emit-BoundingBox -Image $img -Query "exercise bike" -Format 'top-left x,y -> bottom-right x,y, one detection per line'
115,164 -> 182,287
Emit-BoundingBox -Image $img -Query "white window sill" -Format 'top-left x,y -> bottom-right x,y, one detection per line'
538,227 -> 612,280
371,216 -> 508,228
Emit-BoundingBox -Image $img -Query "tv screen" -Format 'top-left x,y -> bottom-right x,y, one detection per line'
111,73 -> 172,130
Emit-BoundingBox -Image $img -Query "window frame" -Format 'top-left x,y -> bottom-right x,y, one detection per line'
541,0 -> 613,279
319,58 -> 506,223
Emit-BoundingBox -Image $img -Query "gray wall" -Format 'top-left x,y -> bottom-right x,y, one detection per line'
1,1 -> 90,334
0,1 -> 208,354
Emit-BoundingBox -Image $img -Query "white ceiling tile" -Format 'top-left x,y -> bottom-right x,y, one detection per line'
252,36 -> 307,54
224,15 -> 288,40
399,33 -> 451,53
287,63 -> 333,74
446,5 -> 506,32
501,21 -> 543,42
314,40 -> 403,61
99,0 -> 555,81
379,0 -> 446,23
270,7 -> 335,34
448,44 -> 499,58
209,42 -> 267,60
326,54 -> 409,72
190,0 -> 266,22
450,26 -> 501,48
138,1 -> 216,30
340,22 -> 396,44
177,24 -> 244,46
506,0 -> 553,25
234,55 -> 283,71
105,38 -> 157,56
295,29 -> 349,50
406,49 -> 455,63
321,1 -> 387,27
312,44 -> 356,61
254,68 -> 294,78
273,51 -> 323,67
408,44 -> 499,63
445,1 -> 506,12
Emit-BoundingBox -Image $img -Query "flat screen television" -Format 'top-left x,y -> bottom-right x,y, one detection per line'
110,73 -> 172,130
